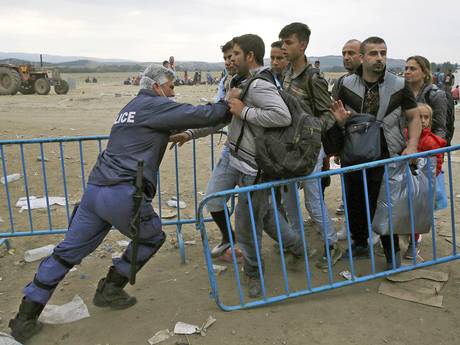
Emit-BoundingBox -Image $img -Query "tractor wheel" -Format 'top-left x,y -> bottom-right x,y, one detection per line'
19,82 -> 36,95
0,67 -> 21,95
34,78 -> 51,95
54,80 -> 69,95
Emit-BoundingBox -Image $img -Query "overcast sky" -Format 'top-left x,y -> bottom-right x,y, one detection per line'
1,0 -> 459,63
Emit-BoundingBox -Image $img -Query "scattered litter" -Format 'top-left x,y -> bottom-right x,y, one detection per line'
197,192 -> 205,196
38,295 -> 90,324
212,264 -> 227,274
1,174 -> 21,185
148,329 -> 173,345
167,199 -> 187,209
330,217 -> 340,222
114,93 -> 122,97
70,128 -> 76,131
36,156 -> 49,162
69,267 -> 78,272
0,332 -> 22,345
199,97 -> 210,103
199,315 -> 216,336
456,194 -> 460,199
339,270 -> 353,281
116,240 -> 130,248
184,240 -> 196,246
154,208 -> 177,219
386,269 -> 448,283
174,322 -> 199,335
378,281 -> 443,308
15,196 -> 66,212
24,244 -> 55,262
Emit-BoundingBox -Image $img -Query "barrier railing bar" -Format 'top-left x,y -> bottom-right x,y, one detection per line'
362,169 -> 376,274
20,144 -> 34,232
39,143 -> 52,230
1,144 -> 15,233
59,142 -> 71,223
447,152 -> 457,255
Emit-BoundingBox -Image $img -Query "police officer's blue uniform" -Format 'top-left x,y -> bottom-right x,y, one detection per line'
21,88 -> 230,306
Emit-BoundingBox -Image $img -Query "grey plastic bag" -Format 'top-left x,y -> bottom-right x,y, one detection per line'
372,157 -> 436,236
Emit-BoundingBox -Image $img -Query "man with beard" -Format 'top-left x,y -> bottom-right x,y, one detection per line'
330,37 -> 421,269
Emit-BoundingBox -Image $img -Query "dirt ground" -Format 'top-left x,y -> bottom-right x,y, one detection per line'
1,72 -> 460,345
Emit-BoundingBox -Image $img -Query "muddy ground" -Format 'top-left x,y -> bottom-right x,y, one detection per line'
1,72 -> 460,345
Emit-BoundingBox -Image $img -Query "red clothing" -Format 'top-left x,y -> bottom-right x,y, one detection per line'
452,87 -> 459,101
406,128 -> 446,175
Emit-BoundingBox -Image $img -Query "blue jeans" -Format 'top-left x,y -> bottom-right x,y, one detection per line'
283,148 -> 337,245
24,183 -> 165,305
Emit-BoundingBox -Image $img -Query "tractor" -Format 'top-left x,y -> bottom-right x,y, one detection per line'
0,63 -> 69,95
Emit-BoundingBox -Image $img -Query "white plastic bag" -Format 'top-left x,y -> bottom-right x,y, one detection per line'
372,158 -> 436,235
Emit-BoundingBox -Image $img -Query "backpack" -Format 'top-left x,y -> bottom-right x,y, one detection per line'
236,69 -> 322,181
425,88 -> 455,145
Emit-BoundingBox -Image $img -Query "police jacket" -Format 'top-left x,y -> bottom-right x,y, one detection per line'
88,89 -> 230,198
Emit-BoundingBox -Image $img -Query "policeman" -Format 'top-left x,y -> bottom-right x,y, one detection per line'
9,64 -> 231,343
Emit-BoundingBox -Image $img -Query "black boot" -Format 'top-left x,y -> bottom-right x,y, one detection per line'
9,297 -> 45,343
93,266 -> 137,309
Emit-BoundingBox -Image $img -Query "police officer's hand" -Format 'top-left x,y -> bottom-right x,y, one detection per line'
227,87 -> 242,100
229,98 -> 245,118
331,100 -> 351,127
169,132 -> 192,150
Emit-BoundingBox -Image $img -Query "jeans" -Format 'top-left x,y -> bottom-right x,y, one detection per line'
283,148 -> 338,245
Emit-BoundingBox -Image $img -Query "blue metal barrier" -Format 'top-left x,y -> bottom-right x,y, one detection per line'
197,145 -> 460,310
0,134 -> 232,263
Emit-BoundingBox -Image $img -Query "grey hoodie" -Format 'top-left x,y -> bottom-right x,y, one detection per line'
227,66 -> 290,169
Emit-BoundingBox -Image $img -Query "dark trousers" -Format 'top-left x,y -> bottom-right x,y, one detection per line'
344,166 -> 400,259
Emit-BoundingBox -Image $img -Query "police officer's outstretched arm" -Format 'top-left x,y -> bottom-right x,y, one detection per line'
146,100 -> 231,132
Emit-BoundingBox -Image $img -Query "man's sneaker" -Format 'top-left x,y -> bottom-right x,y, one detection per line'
345,244 -> 370,259
404,241 -> 421,260
211,242 -> 231,258
335,204 -> 345,215
316,244 -> 343,269
218,247 -> 243,263
247,276 -> 262,298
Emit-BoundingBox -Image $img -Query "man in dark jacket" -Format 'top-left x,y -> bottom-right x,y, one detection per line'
9,64 -> 231,343
331,37 -> 421,269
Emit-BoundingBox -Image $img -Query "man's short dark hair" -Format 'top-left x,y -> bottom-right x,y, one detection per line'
232,34 -> 265,65
279,22 -> 311,43
360,37 -> 386,54
221,40 -> 233,53
162,60 -> 169,66
271,40 -> 283,49
315,60 -> 320,64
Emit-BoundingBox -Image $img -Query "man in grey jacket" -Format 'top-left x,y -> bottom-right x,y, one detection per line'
225,34 -> 305,298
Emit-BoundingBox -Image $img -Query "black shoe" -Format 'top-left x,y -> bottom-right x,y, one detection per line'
93,266 -> 137,309
385,251 -> 402,270
345,244 -> 369,259
9,297 -> 45,344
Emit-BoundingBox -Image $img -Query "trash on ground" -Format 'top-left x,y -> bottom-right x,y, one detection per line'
167,199 -> 187,209
174,322 -> 199,335
36,156 -> 49,162
386,269 -> 448,283
1,173 -> 21,185
0,332 -> 23,345
116,240 -> 130,248
111,252 -> 122,259
199,97 -> 210,103
444,237 -> 460,249
339,270 -> 353,281
154,208 -> 177,219
15,196 -> 66,212
212,264 -> 227,274
184,240 -> 196,246
199,315 -> 217,336
38,295 -> 90,324
24,244 -> 55,262
148,329 -> 173,345
378,281 -> 443,308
